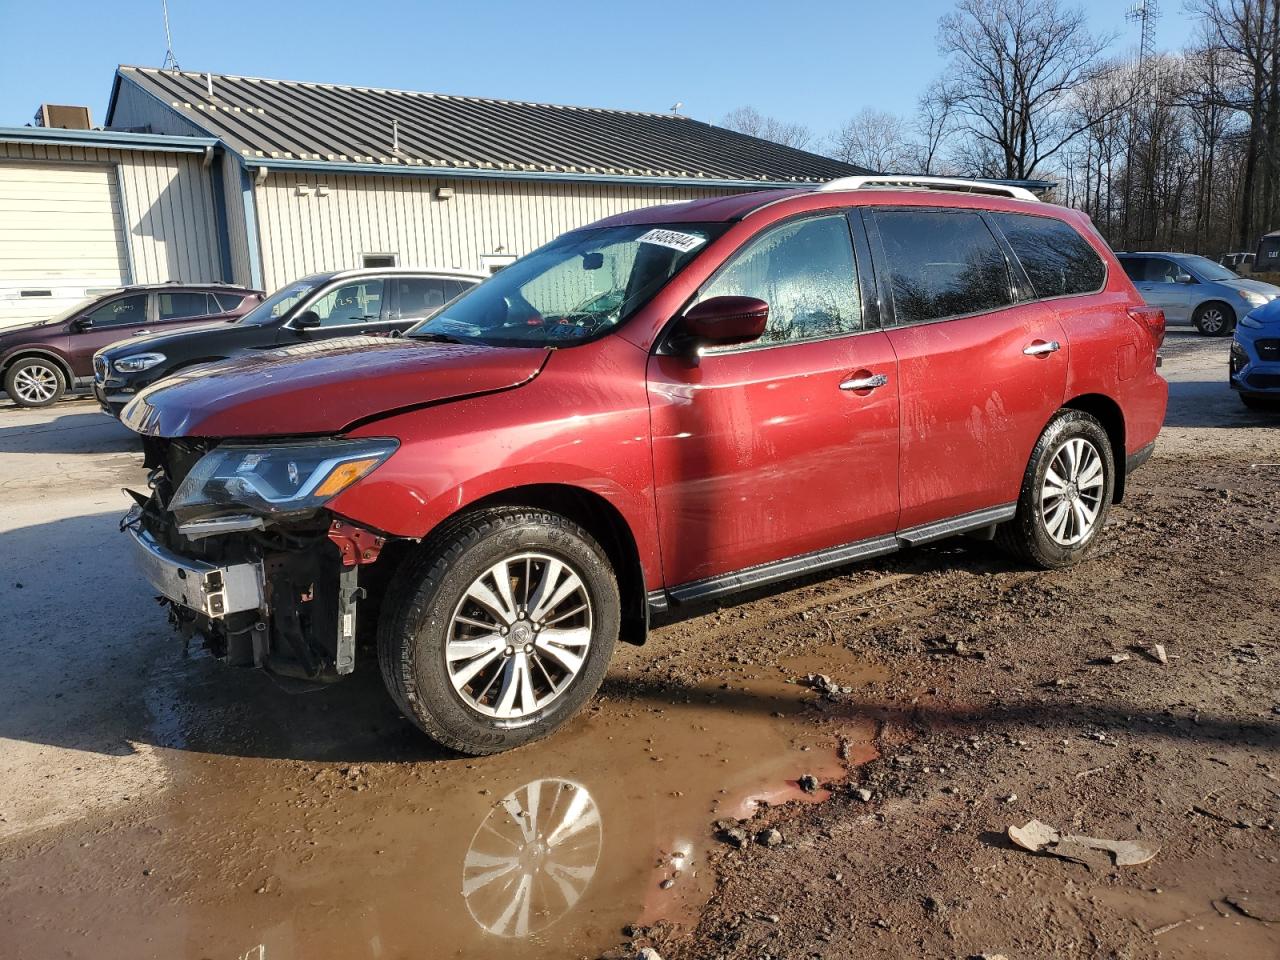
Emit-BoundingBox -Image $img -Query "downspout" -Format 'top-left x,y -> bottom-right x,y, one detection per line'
239,160 -> 266,290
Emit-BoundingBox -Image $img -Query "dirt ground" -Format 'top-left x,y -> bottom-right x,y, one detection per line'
0,330 -> 1276,960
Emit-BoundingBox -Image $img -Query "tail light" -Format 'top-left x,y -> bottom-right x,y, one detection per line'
1127,305 -> 1165,349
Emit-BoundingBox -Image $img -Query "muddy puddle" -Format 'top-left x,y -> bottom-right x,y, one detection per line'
0,648 -> 884,959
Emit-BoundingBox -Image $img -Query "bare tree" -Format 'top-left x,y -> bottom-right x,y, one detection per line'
829,108 -> 916,172
720,106 -> 816,151
938,0 -> 1113,180
910,80 -> 958,175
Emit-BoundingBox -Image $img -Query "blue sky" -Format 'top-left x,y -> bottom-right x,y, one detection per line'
0,0 -> 1195,140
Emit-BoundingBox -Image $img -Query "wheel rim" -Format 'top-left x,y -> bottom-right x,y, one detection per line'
447,552 -> 593,720
1200,308 -> 1225,333
462,778 -> 602,937
12,364 -> 58,403
1040,437 -> 1105,547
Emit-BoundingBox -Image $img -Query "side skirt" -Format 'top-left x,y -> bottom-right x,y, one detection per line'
657,503 -> 1017,609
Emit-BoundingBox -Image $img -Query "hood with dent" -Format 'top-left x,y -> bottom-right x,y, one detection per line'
121,335 -> 549,438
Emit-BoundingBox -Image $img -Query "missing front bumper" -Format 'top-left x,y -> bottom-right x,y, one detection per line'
127,523 -> 264,618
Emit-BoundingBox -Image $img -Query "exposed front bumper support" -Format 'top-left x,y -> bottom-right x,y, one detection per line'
127,521 -> 264,618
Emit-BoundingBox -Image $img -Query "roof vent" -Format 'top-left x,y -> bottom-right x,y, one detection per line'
33,104 -> 92,130
816,175 -> 1040,202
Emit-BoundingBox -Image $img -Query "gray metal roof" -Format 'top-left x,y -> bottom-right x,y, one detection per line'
109,66 -> 868,187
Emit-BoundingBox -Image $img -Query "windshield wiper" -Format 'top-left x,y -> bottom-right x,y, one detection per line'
409,331 -> 468,345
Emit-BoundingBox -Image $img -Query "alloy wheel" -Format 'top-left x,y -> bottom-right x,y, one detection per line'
1040,437 -> 1106,546
462,778 -> 602,937
12,363 -> 59,404
1199,308 -> 1225,334
446,552 -> 593,720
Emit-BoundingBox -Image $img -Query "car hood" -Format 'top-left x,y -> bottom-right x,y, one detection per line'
0,318 -> 69,345
121,336 -> 551,438
99,319 -> 239,357
1222,277 -> 1280,297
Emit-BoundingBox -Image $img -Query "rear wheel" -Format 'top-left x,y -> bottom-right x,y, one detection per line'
1192,301 -> 1235,336
4,357 -> 66,407
997,410 -> 1115,569
378,507 -> 620,755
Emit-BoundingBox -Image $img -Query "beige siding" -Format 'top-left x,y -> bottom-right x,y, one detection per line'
253,171 -> 740,289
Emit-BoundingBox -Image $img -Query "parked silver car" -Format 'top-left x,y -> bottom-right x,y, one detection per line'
1118,252 -> 1280,336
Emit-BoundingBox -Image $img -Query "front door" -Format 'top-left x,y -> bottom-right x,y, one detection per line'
69,292 -> 152,377
870,208 -> 1069,529
647,213 -> 900,592
1127,256 -> 1196,323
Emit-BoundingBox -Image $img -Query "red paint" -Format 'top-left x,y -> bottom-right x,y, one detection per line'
130,188 -> 1167,598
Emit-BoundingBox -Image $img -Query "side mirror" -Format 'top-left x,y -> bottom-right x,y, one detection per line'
676,296 -> 768,350
293,310 -> 321,330
1176,271 -> 1195,284
71,317 -> 93,332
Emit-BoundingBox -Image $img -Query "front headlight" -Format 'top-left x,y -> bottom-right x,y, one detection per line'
168,438 -> 399,522
1241,291 -> 1270,307
115,352 -> 166,373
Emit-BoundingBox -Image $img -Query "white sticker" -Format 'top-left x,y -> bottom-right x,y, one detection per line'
637,228 -> 707,253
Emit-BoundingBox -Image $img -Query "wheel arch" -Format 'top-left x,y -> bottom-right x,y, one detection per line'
419,483 -> 650,646
1062,393 -> 1127,502
2,348 -> 74,385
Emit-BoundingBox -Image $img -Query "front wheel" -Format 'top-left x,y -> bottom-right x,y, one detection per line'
1193,301 -> 1235,336
378,507 -> 620,755
4,357 -> 66,407
997,410 -> 1115,569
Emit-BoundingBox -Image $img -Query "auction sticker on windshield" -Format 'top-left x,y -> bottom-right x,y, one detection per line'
637,228 -> 707,253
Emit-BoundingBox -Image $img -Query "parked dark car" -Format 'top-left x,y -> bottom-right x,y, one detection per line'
0,283 -> 262,408
119,176 -> 1166,755
94,268 -> 483,417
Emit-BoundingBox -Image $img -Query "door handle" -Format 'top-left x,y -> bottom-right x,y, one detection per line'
839,372 -> 888,391
1023,340 -> 1061,356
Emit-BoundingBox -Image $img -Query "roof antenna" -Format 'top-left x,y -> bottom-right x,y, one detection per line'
669,101 -> 683,115
160,0 -> 181,71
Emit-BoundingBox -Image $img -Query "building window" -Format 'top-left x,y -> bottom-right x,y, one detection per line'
481,254 -> 517,275
362,253 -> 398,268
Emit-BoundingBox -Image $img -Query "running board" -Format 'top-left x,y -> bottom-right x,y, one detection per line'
663,503 -> 1017,606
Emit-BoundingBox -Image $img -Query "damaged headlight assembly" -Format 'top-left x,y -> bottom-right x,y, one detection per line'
168,438 -> 399,529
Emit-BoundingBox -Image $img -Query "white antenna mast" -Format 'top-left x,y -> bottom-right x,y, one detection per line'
161,0 -> 181,71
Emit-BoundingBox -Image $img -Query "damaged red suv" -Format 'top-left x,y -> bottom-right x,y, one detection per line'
121,178 -> 1167,755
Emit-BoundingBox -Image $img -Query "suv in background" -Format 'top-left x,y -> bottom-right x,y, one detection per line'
94,268 -> 483,417
0,284 -> 262,408
1117,251 -> 1279,336
117,176 -> 1167,756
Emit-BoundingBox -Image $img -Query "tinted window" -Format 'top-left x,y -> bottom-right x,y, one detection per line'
395,277 -> 471,323
699,214 -> 862,346
86,293 -> 148,329
991,213 -> 1106,298
1143,257 -> 1184,284
157,291 -> 218,321
307,280 -> 386,327
214,293 -> 246,312
875,210 -> 1012,324
1119,257 -> 1146,282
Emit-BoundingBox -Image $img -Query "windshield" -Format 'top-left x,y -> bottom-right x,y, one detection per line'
407,223 -> 727,346
234,278 -> 324,325
1182,255 -> 1239,281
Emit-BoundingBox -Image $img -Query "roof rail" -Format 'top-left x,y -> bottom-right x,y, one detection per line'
816,175 -> 1041,203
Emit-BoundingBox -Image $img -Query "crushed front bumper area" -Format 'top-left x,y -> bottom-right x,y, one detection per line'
125,505 -> 376,681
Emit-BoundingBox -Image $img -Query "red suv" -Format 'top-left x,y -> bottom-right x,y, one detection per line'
119,177 -> 1167,755
0,283 -> 262,407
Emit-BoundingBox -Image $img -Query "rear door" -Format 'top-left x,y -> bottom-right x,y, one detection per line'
1127,256 -> 1194,322
869,207 -> 1069,530
647,212 -> 900,593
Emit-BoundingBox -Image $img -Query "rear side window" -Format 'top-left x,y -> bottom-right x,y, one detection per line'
874,210 -> 1012,324
395,277 -> 471,323
699,214 -> 863,346
991,213 -> 1106,298
158,292 -> 219,321
214,293 -> 246,312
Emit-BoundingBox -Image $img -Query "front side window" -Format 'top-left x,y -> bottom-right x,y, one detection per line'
395,277 -> 472,324
990,212 -> 1106,298
875,210 -> 1013,324
86,293 -> 148,329
158,291 -> 218,321
1145,258 -> 1183,283
408,222 -> 728,346
307,280 -> 386,327
697,214 -> 863,347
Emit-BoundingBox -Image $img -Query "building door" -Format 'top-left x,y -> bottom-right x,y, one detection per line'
0,162 -> 129,331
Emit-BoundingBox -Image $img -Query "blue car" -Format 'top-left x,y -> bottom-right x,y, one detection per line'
1231,298 -> 1280,409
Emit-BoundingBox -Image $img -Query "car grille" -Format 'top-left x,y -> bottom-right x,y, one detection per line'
93,356 -> 109,382
1246,372 -> 1280,389
1257,338 -> 1280,361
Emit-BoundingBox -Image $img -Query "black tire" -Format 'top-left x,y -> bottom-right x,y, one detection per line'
378,507 -> 620,755
1241,392 -> 1278,411
996,410 -> 1116,569
1192,301 -> 1235,337
4,356 -> 67,407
